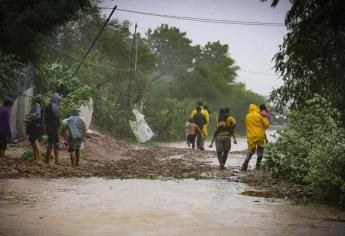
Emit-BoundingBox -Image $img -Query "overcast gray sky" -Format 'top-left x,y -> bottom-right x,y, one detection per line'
101,0 -> 291,96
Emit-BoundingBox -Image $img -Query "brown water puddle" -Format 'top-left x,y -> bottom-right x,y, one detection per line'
0,178 -> 344,236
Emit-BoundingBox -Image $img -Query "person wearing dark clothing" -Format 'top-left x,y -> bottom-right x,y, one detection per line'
27,97 -> 43,161
0,99 -> 13,157
44,93 -> 62,164
193,106 -> 206,150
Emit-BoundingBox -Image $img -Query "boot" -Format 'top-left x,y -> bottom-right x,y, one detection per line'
241,159 -> 250,171
255,156 -> 263,170
241,152 -> 253,171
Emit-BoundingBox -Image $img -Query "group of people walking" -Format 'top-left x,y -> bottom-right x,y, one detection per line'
186,102 -> 270,171
0,93 -> 86,167
1,96 -> 269,171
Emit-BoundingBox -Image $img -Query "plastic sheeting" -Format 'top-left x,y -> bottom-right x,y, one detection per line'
129,108 -> 155,143
79,98 -> 93,130
10,87 -> 34,139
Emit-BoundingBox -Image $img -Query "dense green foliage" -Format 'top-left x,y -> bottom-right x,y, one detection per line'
0,0 -> 93,60
38,9 -> 264,140
264,96 -> 345,204
265,0 -> 345,124
0,55 -> 22,100
36,63 -> 91,116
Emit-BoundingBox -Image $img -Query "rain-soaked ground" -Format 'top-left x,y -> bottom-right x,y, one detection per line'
1,128 -> 345,235
0,178 -> 345,236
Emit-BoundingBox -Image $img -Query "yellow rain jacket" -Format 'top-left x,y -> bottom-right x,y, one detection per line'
246,104 -> 269,150
190,106 -> 209,136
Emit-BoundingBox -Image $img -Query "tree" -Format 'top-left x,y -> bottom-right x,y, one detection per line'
264,0 -> 345,123
0,0 -> 93,60
0,55 -> 22,100
146,24 -> 201,75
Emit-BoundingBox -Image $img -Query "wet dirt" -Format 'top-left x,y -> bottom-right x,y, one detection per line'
0,178 -> 344,236
1,130 -> 345,235
1,135 -> 237,180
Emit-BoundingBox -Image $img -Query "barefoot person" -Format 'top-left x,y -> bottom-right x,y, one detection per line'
63,109 -> 86,167
27,97 -> 43,162
186,118 -> 202,150
214,109 -> 236,170
44,93 -> 62,164
0,99 -> 13,158
241,104 -> 270,171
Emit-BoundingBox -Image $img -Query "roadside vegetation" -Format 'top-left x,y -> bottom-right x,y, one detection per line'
258,0 -> 345,205
1,3 -> 264,140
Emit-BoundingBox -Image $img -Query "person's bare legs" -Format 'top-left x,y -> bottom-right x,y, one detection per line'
46,147 -> 53,163
75,149 -> 80,166
54,148 -> 59,165
33,140 -> 42,161
70,151 -> 76,167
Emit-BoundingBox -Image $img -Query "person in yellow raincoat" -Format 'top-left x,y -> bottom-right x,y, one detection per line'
190,102 -> 209,150
241,104 -> 269,171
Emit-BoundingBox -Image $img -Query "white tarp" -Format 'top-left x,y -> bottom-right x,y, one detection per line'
129,108 -> 155,143
10,87 -> 34,139
78,98 -> 93,130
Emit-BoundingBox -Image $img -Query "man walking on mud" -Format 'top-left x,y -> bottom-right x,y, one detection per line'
241,104 -> 269,171
63,109 -> 86,167
190,102 -> 209,150
45,93 -> 62,164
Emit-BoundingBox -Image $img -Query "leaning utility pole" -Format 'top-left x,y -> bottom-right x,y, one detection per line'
127,24 -> 138,110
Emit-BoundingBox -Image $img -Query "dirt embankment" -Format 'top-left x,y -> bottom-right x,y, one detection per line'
0,135 -> 236,180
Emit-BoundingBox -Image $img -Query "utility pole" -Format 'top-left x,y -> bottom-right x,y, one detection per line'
127,24 -> 138,111
71,5 -> 117,78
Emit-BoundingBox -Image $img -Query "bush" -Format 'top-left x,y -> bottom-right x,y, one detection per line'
264,95 -> 345,204
21,149 -> 47,162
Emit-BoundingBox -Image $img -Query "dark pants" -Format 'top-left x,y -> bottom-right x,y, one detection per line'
187,134 -> 196,149
242,146 -> 264,171
215,136 -> 231,167
196,132 -> 204,150
0,133 -> 8,150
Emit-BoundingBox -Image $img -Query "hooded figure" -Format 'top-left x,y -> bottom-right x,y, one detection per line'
44,93 -> 62,164
242,104 -> 269,171
246,104 -> 269,150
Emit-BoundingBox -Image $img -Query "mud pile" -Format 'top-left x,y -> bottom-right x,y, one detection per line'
0,135 -> 235,179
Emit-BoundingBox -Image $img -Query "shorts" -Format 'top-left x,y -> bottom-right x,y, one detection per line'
28,122 -> 42,144
215,135 -> 231,152
187,134 -> 196,143
0,133 -> 8,150
68,138 -> 83,152
47,130 -> 59,149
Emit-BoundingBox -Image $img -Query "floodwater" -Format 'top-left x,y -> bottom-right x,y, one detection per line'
160,129 -> 278,153
1,178 -> 345,236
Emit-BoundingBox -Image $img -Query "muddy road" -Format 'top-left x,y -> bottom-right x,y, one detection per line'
0,132 -> 345,235
1,178 -> 345,236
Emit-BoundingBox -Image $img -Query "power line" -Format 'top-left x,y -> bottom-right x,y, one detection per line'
49,46 -> 134,72
72,5 -> 118,78
99,7 -> 285,27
